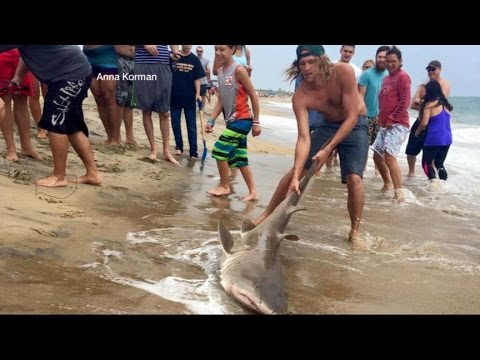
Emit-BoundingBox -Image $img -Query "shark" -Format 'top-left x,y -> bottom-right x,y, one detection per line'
218,159 -> 320,314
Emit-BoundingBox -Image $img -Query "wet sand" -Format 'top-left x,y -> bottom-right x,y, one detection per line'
1,95 -> 479,314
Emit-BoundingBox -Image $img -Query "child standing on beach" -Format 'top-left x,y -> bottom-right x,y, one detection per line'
205,45 -> 261,201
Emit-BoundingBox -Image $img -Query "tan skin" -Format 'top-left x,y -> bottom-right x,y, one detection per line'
372,53 -> 406,201
205,45 -> 260,201
114,45 -> 137,146
0,97 -> 5,121
255,55 -> 367,249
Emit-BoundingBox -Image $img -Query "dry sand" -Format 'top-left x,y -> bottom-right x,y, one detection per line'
0,94 -> 294,313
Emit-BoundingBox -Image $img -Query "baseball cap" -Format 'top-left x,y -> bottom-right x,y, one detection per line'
426,60 -> 442,70
296,45 -> 325,60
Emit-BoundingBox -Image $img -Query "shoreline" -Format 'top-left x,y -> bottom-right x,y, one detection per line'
0,94 -> 295,313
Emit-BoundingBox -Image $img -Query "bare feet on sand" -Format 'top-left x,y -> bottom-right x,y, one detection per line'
77,173 -> 103,186
207,185 -> 230,197
407,172 -> 416,178
242,192 -> 258,202
6,151 -> 18,162
35,175 -> 68,187
393,189 -> 405,203
163,152 -> 180,165
349,230 -> 367,251
124,138 -> 138,147
21,149 -> 43,161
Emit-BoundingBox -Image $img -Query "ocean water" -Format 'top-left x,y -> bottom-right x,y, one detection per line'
92,97 -> 480,314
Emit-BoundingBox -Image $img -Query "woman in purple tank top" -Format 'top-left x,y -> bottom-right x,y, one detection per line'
415,80 -> 453,181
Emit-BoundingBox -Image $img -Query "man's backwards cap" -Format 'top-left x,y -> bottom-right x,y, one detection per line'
296,45 -> 325,61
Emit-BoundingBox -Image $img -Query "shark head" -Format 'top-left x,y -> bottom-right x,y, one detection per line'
218,221 -> 291,314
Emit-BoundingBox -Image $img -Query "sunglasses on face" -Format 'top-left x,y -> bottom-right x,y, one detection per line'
427,67 -> 437,72
197,51 -> 203,53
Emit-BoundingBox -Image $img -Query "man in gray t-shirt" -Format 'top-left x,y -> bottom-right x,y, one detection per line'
195,46 -> 210,109
0,45 -> 102,188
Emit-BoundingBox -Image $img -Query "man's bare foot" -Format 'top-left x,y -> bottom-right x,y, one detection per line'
37,130 -> 48,139
207,185 -> 230,197
77,173 -> 102,186
148,150 -> 157,162
380,183 -> 393,193
349,230 -> 367,251
125,138 -> 138,147
21,149 -> 42,161
242,192 -> 258,202
6,151 -> 18,162
163,152 -> 180,165
407,172 -> 416,178
393,188 -> 405,203
35,175 -> 68,187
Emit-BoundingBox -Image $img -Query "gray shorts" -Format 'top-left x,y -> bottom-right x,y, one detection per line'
134,62 -> 172,112
305,116 -> 368,183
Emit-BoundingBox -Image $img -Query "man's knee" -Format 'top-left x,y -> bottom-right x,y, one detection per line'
346,173 -> 362,190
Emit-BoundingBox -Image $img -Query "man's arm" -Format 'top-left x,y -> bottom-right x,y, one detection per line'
205,62 -> 211,82
12,57 -> 30,85
411,84 -> 425,111
290,91 -> 311,193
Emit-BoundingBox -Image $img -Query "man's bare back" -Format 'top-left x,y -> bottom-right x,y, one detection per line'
295,63 -> 366,123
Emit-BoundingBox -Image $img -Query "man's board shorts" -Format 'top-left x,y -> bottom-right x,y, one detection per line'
367,116 -> 380,146
305,115 -> 368,184
116,54 -> 136,108
134,63 -> 171,112
405,118 -> 425,156
212,119 -> 253,168
39,76 -> 91,136
371,123 -> 410,159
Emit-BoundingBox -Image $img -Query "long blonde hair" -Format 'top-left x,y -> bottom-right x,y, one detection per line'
284,55 -> 334,83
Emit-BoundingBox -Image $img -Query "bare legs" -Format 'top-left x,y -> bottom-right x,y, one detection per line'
35,131 -> 102,187
208,161 -> 258,201
407,154 -> 416,177
373,151 -> 404,202
120,105 -> 137,146
0,94 -> 41,161
142,110 -> 178,165
90,78 -> 121,145
253,167 -> 366,250
29,78 -> 47,139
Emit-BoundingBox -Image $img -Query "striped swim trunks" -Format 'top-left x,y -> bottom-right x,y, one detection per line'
212,119 -> 253,168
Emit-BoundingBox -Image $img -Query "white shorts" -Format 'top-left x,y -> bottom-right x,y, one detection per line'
371,124 -> 409,159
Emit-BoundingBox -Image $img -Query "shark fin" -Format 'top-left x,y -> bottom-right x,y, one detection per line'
286,206 -> 308,215
283,234 -> 300,241
218,221 -> 234,255
241,219 -> 257,234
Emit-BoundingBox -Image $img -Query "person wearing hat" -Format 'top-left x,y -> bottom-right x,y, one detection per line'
254,45 -> 369,250
406,60 -> 450,177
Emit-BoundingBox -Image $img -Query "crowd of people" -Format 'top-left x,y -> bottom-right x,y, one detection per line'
0,45 -> 453,251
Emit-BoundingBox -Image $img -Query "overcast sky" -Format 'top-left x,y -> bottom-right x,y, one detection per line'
196,45 -> 478,97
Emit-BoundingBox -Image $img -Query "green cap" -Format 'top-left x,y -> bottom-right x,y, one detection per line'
296,45 -> 325,60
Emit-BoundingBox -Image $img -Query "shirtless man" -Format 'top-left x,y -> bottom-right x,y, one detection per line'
0,45 -> 102,187
254,45 -> 368,250
406,60 -> 450,177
